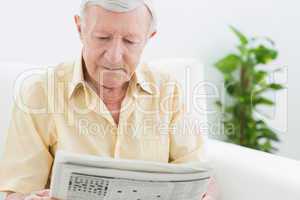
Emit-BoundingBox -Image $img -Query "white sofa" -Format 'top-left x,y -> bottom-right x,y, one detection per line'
1,60 -> 300,200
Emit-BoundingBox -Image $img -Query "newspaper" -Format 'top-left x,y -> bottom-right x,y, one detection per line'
50,151 -> 212,200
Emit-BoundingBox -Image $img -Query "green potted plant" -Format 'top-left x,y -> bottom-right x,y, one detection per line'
215,26 -> 284,153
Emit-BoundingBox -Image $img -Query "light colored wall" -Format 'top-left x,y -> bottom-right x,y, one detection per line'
0,0 -> 299,173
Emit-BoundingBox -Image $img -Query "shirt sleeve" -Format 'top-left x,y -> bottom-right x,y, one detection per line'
0,76 -> 56,194
168,79 -> 205,164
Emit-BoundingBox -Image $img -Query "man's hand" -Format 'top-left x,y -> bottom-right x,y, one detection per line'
6,189 -> 59,200
201,177 -> 218,200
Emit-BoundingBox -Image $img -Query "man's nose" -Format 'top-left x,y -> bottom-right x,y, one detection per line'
104,38 -> 124,65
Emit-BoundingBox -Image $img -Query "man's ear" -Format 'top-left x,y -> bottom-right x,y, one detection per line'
74,15 -> 83,39
148,31 -> 157,39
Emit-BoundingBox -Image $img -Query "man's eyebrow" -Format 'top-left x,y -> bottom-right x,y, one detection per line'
92,31 -> 143,40
125,33 -> 143,39
93,31 -> 111,35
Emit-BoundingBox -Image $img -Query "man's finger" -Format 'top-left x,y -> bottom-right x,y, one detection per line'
35,189 -> 50,197
25,195 -> 55,200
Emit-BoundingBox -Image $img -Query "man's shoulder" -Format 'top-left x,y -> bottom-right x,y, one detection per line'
15,61 -> 75,107
52,60 -> 75,82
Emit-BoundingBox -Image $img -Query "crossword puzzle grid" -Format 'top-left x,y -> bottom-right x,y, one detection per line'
67,173 -> 110,200
66,172 -> 175,200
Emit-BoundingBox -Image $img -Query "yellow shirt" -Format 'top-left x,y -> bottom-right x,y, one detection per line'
0,57 -> 204,194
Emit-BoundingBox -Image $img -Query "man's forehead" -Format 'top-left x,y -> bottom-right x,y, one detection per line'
84,6 -> 150,34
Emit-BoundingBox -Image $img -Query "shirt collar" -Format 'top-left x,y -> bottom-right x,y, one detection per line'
68,57 -> 85,99
68,57 -> 154,99
134,62 -> 155,95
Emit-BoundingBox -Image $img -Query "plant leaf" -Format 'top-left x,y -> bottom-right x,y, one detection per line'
250,45 -> 278,64
268,83 -> 284,90
225,82 -> 238,96
255,83 -> 285,95
254,70 -> 268,84
215,101 -> 222,108
258,128 -> 280,142
215,54 -> 241,74
229,26 -> 248,45
261,140 -> 272,152
253,97 -> 274,106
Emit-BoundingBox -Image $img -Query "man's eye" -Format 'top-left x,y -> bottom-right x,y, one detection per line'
124,39 -> 137,45
98,37 -> 110,40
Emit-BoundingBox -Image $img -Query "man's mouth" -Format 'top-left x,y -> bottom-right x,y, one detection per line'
103,66 -> 126,72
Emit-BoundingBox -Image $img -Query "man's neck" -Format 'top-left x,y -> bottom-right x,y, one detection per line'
86,74 -> 128,104
82,59 -> 128,104
100,84 -> 128,105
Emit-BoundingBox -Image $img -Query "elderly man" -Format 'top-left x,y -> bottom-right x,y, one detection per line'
0,0 -> 216,199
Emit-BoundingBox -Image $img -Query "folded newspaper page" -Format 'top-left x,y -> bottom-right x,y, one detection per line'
50,151 -> 212,200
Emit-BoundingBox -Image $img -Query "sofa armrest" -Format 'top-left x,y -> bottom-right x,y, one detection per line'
206,139 -> 300,200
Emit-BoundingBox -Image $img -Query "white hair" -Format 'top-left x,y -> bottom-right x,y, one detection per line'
79,0 -> 157,32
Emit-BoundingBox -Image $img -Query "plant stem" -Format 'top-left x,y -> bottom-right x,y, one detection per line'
239,65 -> 247,145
